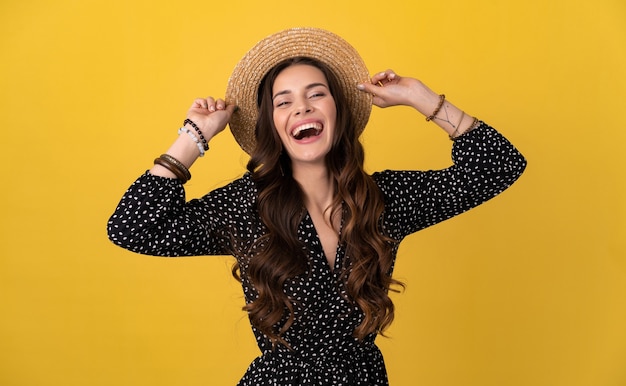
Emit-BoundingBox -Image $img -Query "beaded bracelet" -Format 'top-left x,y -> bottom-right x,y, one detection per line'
153,154 -> 191,183
426,94 -> 446,121
183,119 -> 209,151
178,126 -> 205,157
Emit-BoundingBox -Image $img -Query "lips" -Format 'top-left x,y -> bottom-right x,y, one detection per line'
291,122 -> 323,140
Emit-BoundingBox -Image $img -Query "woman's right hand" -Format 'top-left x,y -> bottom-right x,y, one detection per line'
186,97 -> 236,142
149,97 -> 237,178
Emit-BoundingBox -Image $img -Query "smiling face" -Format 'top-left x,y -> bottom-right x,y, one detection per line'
271,64 -> 337,168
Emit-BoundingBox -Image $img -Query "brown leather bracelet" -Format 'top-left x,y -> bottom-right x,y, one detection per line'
153,154 -> 191,183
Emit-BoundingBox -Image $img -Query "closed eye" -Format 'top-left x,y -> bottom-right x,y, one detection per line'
274,100 -> 291,108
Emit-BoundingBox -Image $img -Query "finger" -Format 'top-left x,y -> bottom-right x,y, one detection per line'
371,70 -> 397,85
204,96 -> 215,112
215,98 -> 226,110
224,103 -> 236,115
191,98 -> 208,109
370,70 -> 390,84
357,82 -> 382,96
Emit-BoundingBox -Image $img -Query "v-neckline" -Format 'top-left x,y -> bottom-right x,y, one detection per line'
303,210 -> 343,274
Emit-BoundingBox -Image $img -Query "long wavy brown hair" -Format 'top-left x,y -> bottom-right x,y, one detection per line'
232,57 -> 403,348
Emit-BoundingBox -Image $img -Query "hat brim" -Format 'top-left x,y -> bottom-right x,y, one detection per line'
225,27 -> 372,155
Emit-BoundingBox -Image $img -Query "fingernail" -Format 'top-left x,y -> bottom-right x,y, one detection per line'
357,84 -> 365,90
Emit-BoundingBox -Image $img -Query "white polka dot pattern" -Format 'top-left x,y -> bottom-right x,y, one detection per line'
107,122 -> 526,385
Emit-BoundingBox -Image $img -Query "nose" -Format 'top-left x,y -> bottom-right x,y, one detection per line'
294,98 -> 313,115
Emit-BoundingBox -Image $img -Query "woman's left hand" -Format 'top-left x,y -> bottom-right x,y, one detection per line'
358,70 -> 435,110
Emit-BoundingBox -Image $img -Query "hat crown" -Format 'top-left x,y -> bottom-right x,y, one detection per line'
226,27 -> 372,155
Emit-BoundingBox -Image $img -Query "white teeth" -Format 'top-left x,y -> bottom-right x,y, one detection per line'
291,122 -> 322,138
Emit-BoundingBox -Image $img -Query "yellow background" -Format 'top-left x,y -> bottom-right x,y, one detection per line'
1,0 -> 625,385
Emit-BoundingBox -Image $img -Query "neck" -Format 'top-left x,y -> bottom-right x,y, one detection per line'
292,163 -> 334,211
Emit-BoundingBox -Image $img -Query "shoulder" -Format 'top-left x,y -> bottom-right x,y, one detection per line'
200,172 -> 257,207
372,169 -> 428,192
207,171 -> 256,194
223,171 -> 256,191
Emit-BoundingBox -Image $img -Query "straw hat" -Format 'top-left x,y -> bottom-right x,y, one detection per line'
225,27 -> 372,155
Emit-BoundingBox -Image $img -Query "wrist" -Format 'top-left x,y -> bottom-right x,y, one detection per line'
408,81 -> 440,115
183,119 -> 210,152
153,154 -> 191,183
167,132 -> 203,166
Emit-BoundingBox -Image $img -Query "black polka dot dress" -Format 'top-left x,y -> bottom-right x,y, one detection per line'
108,123 -> 526,385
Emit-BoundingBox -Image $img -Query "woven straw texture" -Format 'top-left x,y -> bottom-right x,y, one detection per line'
225,27 -> 372,154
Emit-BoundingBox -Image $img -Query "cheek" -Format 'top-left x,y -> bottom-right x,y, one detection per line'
272,111 -> 289,141
327,103 -> 338,128
272,110 -> 285,130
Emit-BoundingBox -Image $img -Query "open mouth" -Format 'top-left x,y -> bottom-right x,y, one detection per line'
291,122 -> 323,140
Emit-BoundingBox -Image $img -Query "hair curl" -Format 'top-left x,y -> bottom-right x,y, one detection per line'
232,57 -> 403,348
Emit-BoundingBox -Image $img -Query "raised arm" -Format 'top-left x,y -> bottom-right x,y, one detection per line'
359,70 -> 526,238
358,70 -> 478,139
107,97 -> 241,257
150,97 -> 235,180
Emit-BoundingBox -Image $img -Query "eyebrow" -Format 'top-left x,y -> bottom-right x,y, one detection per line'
272,82 -> 329,100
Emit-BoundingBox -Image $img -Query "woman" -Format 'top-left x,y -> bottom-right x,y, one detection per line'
108,28 -> 526,385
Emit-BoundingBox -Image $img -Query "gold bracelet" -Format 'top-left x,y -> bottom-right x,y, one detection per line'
449,111 -> 466,140
450,117 -> 480,141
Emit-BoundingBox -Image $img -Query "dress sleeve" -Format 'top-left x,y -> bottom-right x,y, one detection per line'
374,122 -> 527,239
107,171 -> 256,257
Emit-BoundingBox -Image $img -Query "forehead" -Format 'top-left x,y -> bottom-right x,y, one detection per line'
273,64 -> 328,89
